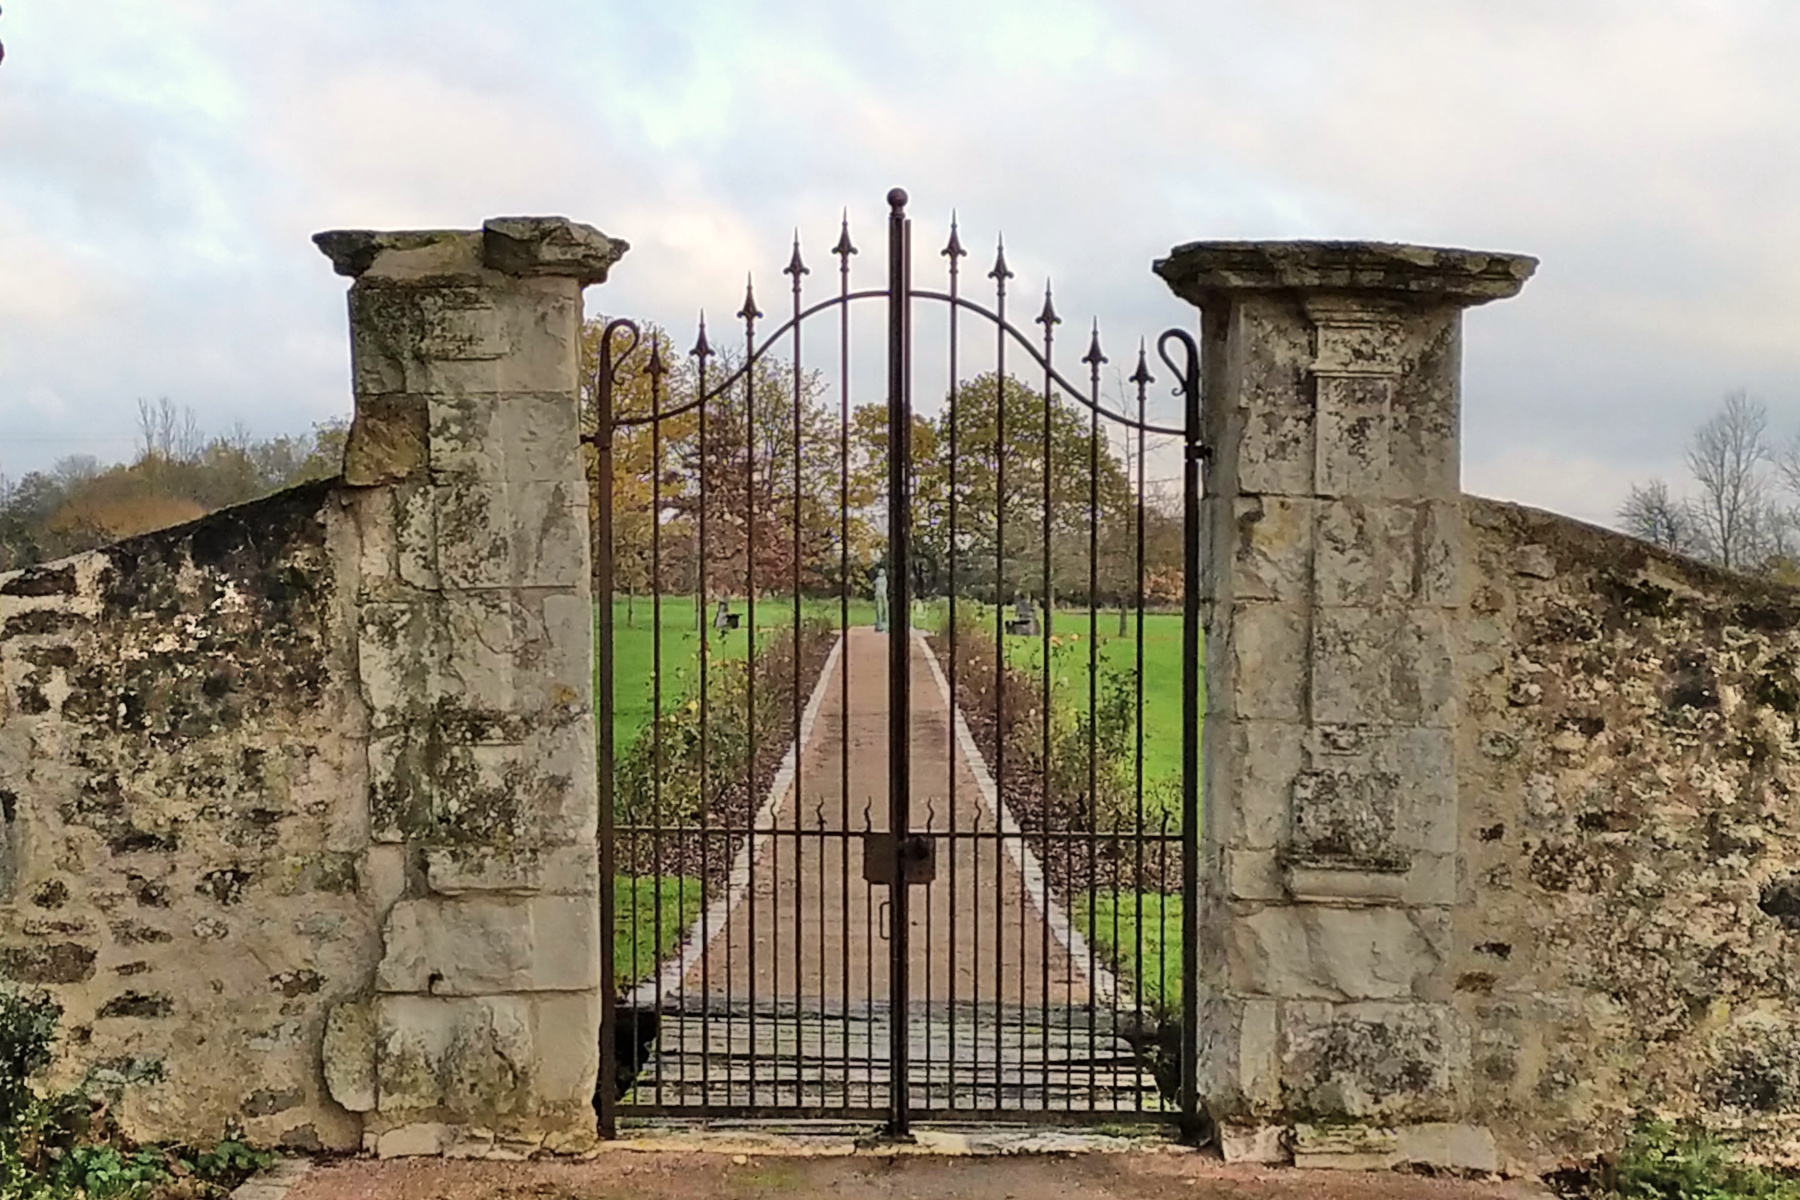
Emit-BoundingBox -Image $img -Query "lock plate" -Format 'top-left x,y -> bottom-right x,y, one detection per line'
862,832 -> 936,885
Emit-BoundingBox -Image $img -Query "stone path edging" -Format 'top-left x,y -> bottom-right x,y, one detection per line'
629,633 -> 847,1008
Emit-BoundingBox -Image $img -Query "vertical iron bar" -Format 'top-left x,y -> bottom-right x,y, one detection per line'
835,213 -> 856,1114
1130,342 -> 1151,1112
594,320 -> 628,1138
649,337 -> 667,1105
1035,284 -> 1057,1112
740,278 -> 763,1108
885,186 -> 914,1135
988,238 -> 1011,1113
692,320 -> 714,1115
785,235 -> 808,1108
943,215 -> 965,1111
1162,327 -> 1203,1138
1082,324 -> 1104,1112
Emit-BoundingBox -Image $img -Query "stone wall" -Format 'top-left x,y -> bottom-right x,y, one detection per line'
0,216 -> 622,1157
1458,497 -> 1800,1166
0,483 -> 372,1151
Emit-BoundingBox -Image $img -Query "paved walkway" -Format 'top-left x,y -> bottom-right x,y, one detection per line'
626,627 -> 1158,1112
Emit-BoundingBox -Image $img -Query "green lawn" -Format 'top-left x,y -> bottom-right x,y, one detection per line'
1073,890 -> 1183,1016
937,603 -> 1191,798
604,594 -> 878,756
612,875 -> 705,989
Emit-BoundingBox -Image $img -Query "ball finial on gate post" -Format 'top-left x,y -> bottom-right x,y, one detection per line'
887,187 -> 908,212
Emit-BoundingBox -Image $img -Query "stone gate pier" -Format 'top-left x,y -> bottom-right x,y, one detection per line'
0,216 -> 623,1157
1157,243 -> 1536,1169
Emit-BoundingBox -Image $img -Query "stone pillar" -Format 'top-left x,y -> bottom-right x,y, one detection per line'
1154,243 -> 1534,1168
313,218 -> 626,1156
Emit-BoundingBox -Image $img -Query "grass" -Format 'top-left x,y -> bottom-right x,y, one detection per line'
611,875 -> 705,989
604,594 -> 877,756
1072,890 -> 1183,1016
938,602 -> 1191,798
1550,1120 -> 1800,1198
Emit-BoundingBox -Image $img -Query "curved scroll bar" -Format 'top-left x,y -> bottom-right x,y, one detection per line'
581,317 -> 641,445
611,290 -> 887,426
613,288 -> 1187,435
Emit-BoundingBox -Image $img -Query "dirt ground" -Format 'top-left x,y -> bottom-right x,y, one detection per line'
284,1151 -> 1554,1200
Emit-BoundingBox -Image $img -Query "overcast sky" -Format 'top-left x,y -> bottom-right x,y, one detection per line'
3,0 -> 1798,527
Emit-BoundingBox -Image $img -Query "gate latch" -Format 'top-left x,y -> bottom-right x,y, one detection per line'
862,832 -> 936,885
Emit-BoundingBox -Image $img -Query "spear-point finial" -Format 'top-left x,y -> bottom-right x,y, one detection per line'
737,274 -> 762,324
1035,280 -> 1060,329
646,333 -> 668,378
989,235 -> 1013,283
833,210 -> 857,260
690,313 -> 713,361
1082,320 -> 1106,369
784,231 -> 809,280
1128,337 -> 1154,388
942,212 -> 966,261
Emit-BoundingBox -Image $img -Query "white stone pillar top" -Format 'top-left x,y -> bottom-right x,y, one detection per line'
313,216 -> 628,285
1154,240 -> 1537,307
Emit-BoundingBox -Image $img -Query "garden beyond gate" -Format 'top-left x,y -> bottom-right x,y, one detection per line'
588,189 -> 1204,1137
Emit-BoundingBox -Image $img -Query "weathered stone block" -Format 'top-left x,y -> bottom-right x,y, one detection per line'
1227,906 -> 1448,1001
358,603 -> 434,730
437,593 -> 517,725
1200,993 -> 1281,1116
1221,495 -> 1312,603
376,1122 -> 455,1158
1203,717 -> 1301,851
1223,602 -> 1307,721
1313,375 -> 1392,499
343,394 -> 428,486
500,393 -> 583,485
1292,1121 -> 1398,1170
375,896 -> 598,995
1289,765 -> 1404,870
394,483 -> 438,590
1219,1124 -> 1289,1164
1314,499 -> 1462,609
322,999 -> 377,1113
508,481 -> 587,590
428,395 -> 506,481
1311,606 -> 1454,728
425,845 -> 597,896
434,483 -> 511,590
1280,1000 -> 1469,1120
530,992 -> 601,1105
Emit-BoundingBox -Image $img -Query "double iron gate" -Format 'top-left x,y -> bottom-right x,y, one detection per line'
590,189 -> 1204,1136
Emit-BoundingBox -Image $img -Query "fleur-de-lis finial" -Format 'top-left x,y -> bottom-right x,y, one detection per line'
1129,338 -> 1154,389
1035,281 -> 1060,329
690,313 -> 713,362
833,210 -> 857,262
646,333 -> 668,379
737,274 -> 762,325
942,212 -> 966,263
989,235 -> 1013,284
784,231 -> 809,281
1082,320 -> 1106,370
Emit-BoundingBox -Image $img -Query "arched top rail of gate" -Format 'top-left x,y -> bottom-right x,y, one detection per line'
586,193 -> 1202,445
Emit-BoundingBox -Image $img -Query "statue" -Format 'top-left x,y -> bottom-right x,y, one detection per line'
873,567 -> 889,633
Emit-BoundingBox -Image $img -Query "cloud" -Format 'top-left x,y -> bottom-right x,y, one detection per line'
2,0 -> 1798,538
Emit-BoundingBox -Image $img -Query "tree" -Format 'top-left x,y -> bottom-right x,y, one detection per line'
1619,479 -> 1700,555
850,372 -> 1137,609
1686,390 -> 1771,571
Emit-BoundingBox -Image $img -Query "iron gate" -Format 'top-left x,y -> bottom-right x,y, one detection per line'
589,189 -> 1203,1137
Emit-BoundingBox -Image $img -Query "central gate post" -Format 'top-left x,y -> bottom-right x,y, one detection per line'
1155,242 -> 1534,1168
885,187 -> 915,1136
